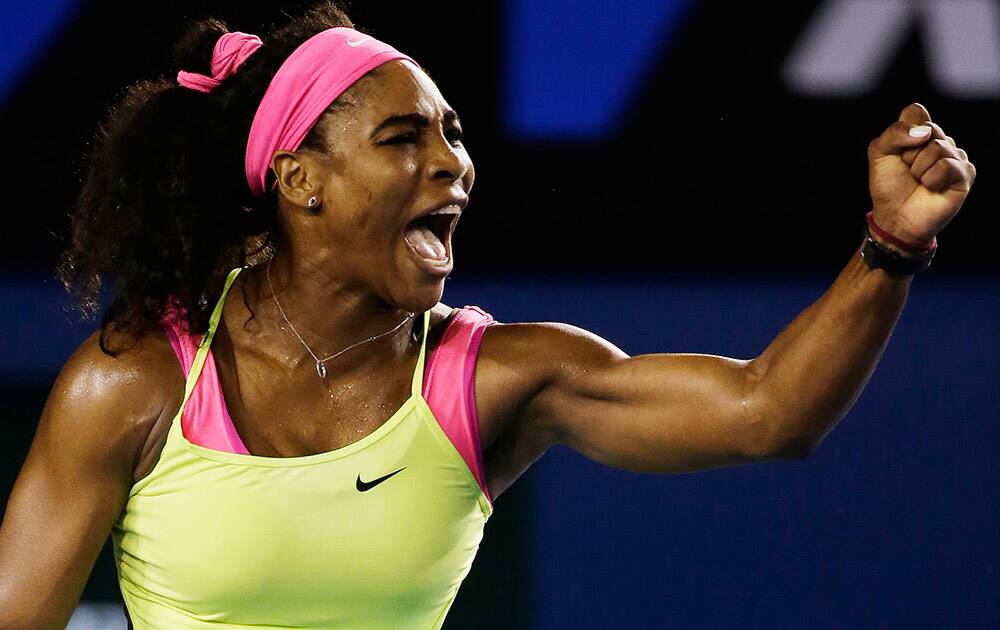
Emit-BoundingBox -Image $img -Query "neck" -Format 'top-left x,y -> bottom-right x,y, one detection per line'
227,250 -> 419,374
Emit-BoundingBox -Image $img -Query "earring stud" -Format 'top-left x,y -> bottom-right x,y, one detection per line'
307,196 -> 318,208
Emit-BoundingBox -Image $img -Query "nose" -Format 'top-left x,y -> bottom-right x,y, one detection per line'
427,131 -> 472,189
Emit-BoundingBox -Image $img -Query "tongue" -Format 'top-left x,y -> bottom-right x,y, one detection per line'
404,224 -> 447,261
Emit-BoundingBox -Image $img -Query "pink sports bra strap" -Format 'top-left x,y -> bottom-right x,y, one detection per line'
161,304 -> 250,455
422,306 -> 495,505
161,303 -> 195,368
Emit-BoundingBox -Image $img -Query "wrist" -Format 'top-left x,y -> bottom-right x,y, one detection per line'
866,211 -> 937,258
868,231 -> 921,258
858,227 -> 937,275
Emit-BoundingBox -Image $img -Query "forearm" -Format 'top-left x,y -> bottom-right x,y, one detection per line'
747,247 -> 912,454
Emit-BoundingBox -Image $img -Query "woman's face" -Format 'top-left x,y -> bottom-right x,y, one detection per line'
286,60 -> 475,313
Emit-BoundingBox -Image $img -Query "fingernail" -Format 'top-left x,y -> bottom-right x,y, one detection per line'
910,125 -> 932,138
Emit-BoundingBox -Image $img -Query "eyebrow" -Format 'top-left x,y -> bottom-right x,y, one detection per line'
368,110 -> 462,139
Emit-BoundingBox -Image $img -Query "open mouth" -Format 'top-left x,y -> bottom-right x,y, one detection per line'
403,208 -> 460,262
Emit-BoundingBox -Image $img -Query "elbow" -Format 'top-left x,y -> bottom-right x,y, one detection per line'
740,403 -> 820,461
742,429 -> 818,462
741,362 -> 820,461
768,434 -> 819,460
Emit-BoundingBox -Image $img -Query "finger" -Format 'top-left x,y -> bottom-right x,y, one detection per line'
910,139 -> 964,181
869,120 -> 934,160
936,127 -> 968,162
902,123 -> 947,165
926,122 -> 949,140
899,102 -> 932,125
920,157 -> 971,193
925,122 -> 970,162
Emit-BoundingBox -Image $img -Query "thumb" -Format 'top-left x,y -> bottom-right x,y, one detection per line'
898,102 -> 932,125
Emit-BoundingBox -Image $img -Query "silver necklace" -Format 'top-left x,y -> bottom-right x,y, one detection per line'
265,255 -> 414,380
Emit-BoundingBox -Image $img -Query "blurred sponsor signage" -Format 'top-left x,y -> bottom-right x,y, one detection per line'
784,0 -> 1000,98
506,0 -> 1000,141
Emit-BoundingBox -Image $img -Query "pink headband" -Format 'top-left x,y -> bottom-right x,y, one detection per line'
176,32 -> 263,93
244,27 -> 418,197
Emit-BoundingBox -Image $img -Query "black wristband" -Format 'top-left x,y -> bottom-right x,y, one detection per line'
859,228 -> 936,275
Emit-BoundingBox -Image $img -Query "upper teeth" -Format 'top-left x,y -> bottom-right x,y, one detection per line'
428,204 -> 461,215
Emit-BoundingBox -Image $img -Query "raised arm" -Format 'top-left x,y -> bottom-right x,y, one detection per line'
0,331 -> 177,629
481,104 -> 974,492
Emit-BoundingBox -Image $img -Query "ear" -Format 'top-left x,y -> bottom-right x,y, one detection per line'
271,150 -> 323,209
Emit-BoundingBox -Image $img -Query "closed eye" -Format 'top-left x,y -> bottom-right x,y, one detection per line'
383,132 -> 417,144
381,129 -> 464,145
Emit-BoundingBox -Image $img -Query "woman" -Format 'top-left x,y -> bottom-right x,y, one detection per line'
0,2 -> 975,628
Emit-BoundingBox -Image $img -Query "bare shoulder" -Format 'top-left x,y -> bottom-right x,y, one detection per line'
425,307 -> 628,424
46,326 -> 183,481
474,320 -> 628,446
479,320 -> 629,386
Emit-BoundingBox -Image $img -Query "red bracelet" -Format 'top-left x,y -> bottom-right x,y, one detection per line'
866,211 -> 937,253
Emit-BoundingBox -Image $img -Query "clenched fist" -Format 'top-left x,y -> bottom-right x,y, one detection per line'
867,103 -> 976,249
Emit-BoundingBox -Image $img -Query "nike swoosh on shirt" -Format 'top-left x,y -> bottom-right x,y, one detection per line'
356,467 -> 406,492
347,38 -> 369,47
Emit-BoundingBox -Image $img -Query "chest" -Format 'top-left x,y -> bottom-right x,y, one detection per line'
211,325 -> 421,457
115,404 -> 491,627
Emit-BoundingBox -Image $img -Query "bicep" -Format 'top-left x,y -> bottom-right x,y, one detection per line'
512,324 -> 779,474
0,333 -> 165,627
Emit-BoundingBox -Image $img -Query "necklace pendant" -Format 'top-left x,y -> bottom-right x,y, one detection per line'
316,362 -> 327,380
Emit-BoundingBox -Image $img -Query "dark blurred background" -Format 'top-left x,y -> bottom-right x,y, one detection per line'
1,1 -> 997,628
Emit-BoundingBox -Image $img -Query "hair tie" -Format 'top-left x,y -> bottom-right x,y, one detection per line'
177,31 -> 263,93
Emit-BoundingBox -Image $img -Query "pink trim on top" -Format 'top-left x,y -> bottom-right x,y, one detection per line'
161,306 -> 250,455
423,306 -> 495,506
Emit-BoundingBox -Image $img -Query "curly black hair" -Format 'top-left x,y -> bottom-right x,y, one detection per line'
57,2 -> 374,354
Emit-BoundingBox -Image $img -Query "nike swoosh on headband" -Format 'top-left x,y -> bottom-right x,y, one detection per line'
347,38 -> 369,47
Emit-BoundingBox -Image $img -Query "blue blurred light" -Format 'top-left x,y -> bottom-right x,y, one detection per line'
0,1 -> 84,104
504,0 -> 696,141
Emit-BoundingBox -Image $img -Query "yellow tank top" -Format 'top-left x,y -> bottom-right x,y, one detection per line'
111,267 -> 492,628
